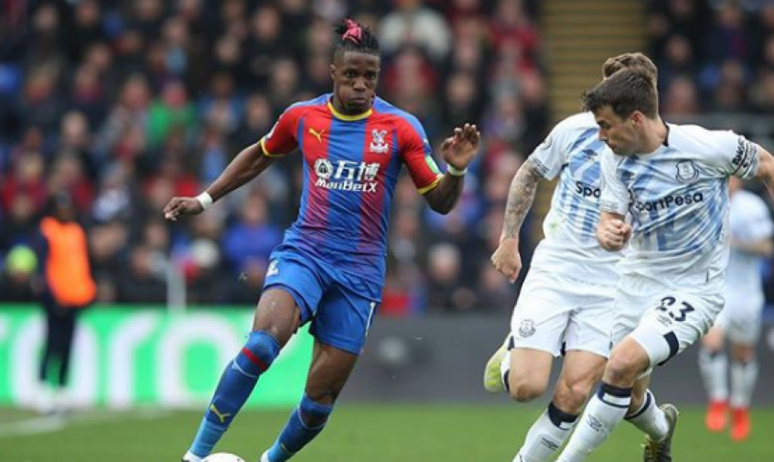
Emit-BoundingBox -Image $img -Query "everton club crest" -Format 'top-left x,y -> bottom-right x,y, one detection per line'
675,160 -> 698,183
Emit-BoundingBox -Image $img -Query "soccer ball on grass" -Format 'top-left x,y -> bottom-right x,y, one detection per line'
202,454 -> 246,462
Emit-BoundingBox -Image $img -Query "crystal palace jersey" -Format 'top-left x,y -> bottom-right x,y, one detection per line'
259,94 -> 443,282
600,124 -> 761,284
530,112 -> 622,285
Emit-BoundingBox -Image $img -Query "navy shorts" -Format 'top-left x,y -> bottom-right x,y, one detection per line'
263,246 -> 381,355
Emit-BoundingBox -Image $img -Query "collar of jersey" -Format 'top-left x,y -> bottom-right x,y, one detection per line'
327,100 -> 372,121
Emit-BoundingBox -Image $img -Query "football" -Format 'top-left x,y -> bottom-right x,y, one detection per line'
202,454 -> 246,462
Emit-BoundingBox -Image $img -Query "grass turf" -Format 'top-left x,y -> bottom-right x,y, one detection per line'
1,405 -> 772,462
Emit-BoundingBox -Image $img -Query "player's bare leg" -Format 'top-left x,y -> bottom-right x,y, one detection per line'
512,351 -> 605,462
261,340 -> 358,462
729,342 -> 756,441
698,327 -> 728,432
183,289 -> 301,462
503,348 -> 553,402
557,338 -> 677,462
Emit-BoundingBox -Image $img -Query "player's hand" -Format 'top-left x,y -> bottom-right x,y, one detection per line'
491,237 -> 522,283
163,197 -> 204,221
440,123 -> 480,171
597,218 -> 631,251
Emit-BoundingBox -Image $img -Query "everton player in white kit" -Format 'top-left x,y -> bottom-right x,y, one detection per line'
484,53 -> 659,462
555,70 -> 774,462
698,176 -> 773,441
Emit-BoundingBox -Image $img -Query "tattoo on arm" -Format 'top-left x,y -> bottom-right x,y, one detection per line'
502,157 -> 544,239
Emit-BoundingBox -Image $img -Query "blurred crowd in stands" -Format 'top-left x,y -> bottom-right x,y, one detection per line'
0,0 -> 545,315
0,0 -> 772,315
648,0 -> 774,116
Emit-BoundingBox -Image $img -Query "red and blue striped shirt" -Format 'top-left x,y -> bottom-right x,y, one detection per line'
260,94 -> 443,283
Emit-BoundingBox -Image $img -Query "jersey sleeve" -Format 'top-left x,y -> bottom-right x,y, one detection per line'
259,105 -> 303,157
599,150 -> 629,216
530,124 -> 572,180
398,118 -> 443,194
704,131 -> 760,179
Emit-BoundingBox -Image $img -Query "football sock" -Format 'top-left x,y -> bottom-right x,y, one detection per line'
698,348 -> 728,402
625,389 -> 669,441
514,402 -> 578,462
730,359 -> 758,409
188,331 -> 280,458
266,395 -> 333,462
555,382 -> 631,462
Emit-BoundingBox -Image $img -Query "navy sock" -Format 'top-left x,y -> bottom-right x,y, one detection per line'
189,331 -> 280,457
266,395 -> 333,462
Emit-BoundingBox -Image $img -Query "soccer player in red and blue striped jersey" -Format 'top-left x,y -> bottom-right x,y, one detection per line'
164,19 -> 480,462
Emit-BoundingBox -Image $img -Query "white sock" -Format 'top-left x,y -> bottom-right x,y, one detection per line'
183,451 -> 203,462
625,390 -> 669,441
730,359 -> 758,409
698,348 -> 728,402
556,383 -> 631,462
514,403 -> 578,462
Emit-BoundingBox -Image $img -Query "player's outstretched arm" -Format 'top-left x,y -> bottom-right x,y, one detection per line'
597,211 -> 631,251
490,156 -> 543,282
755,146 -> 774,200
424,123 -> 480,214
732,237 -> 773,257
163,142 -> 276,221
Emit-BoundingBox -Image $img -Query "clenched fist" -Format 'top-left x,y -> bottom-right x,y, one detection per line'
491,237 -> 522,283
597,218 -> 631,251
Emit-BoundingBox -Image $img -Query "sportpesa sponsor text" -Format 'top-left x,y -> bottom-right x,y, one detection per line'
575,181 -> 705,211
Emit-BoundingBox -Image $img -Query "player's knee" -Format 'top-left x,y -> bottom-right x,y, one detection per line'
236,331 -> 281,375
298,394 -> 333,429
605,348 -> 643,385
731,346 -> 755,363
508,376 -> 547,402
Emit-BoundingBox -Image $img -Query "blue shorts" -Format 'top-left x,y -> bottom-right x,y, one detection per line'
263,246 -> 381,355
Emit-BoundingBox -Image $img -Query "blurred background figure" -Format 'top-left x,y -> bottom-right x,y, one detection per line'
698,177 -> 774,442
36,192 -> 96,414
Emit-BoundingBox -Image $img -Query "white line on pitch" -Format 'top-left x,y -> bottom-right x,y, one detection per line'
0,409 -> 169,438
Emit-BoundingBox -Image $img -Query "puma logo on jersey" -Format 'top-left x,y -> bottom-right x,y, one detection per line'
210,404 -> 232,424
309,128 -> 325,142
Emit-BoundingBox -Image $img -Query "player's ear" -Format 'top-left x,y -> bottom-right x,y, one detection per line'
630,111 -> 643,127
330,63 -> 336,80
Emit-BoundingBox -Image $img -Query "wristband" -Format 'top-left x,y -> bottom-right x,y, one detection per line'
196,192 -> 214,210
447,164 -> 468,177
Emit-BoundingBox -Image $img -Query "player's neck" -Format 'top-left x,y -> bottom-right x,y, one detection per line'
640,117 -> 668,154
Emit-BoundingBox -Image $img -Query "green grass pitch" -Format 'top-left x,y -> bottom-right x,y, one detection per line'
1,405 -> 773,461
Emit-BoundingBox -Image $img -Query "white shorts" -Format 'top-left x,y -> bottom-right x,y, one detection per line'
612,274 -> 724,368
713,294 -> 765,345
510,268 -> 616,359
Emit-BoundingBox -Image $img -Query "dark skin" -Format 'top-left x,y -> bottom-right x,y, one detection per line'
163,49 -> 479,407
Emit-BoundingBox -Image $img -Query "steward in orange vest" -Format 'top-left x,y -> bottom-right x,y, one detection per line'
37,193 -> 95,406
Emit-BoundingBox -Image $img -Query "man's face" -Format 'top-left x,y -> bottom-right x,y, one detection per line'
594,105 -> 639,156
331,51 -> 380,114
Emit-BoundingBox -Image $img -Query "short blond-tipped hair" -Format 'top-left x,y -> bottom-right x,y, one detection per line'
602,52 -> 658,87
